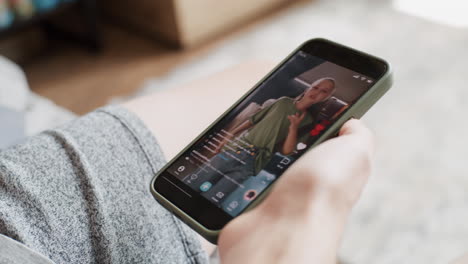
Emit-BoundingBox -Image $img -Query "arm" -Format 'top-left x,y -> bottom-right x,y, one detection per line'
281,112 -> 306,155
215,120 -> 253,152
230,119 -> 253,135
281,126 -> 298,155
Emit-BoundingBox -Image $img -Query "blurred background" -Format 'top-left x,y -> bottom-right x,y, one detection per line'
1,0 -> 468,263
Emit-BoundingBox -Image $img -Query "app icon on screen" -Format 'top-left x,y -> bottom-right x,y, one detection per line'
200,182 -> 212,192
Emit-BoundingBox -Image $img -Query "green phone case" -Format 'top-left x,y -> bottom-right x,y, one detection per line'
150,38 -> 393,244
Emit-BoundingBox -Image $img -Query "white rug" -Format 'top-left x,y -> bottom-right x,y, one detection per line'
135,0 -> 468,263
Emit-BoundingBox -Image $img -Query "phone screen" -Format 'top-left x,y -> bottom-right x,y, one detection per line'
153,40 -> 388,228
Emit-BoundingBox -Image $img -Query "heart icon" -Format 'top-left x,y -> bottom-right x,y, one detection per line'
296,142 -> 307,150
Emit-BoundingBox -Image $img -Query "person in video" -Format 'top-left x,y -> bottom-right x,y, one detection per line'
186,77 -> 337,204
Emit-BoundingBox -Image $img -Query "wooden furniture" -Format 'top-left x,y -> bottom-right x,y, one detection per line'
0,0 -> 101,52
100,0 -> 292,48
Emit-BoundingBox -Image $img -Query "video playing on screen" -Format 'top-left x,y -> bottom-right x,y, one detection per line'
167,51 -> 375,216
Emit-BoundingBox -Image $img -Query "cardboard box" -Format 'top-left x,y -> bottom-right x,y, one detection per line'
100,0 -> 291,48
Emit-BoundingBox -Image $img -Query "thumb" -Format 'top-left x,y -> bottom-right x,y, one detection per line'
265,119 -> 375,213
338,119 -> 375,155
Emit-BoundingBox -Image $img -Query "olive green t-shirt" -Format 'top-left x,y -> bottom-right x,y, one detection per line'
242,97 -> 314,174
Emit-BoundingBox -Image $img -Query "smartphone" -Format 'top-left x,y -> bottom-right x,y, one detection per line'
150,38 -> 393,244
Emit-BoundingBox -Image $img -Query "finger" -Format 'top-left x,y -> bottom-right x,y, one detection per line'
299,112 -> 306,120
339,119 -> 368,136
338,119 -> 375,155
269,120 -> 375,209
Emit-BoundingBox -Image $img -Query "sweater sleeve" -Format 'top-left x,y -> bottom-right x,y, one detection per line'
0,105 -> 209,264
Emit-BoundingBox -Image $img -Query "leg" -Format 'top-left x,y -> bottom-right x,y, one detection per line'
122,61 -> 275,160
122,60 -> 275,255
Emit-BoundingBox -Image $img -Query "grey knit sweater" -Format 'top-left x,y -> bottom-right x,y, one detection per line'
0,106 -> 209,264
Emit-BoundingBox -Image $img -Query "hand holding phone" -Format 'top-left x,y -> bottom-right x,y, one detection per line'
150,38 -> 393,244
218,118 -> 374,264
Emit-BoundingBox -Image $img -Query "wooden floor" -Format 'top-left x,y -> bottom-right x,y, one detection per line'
23,25 -> 224,115
21,2 -> 305,115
